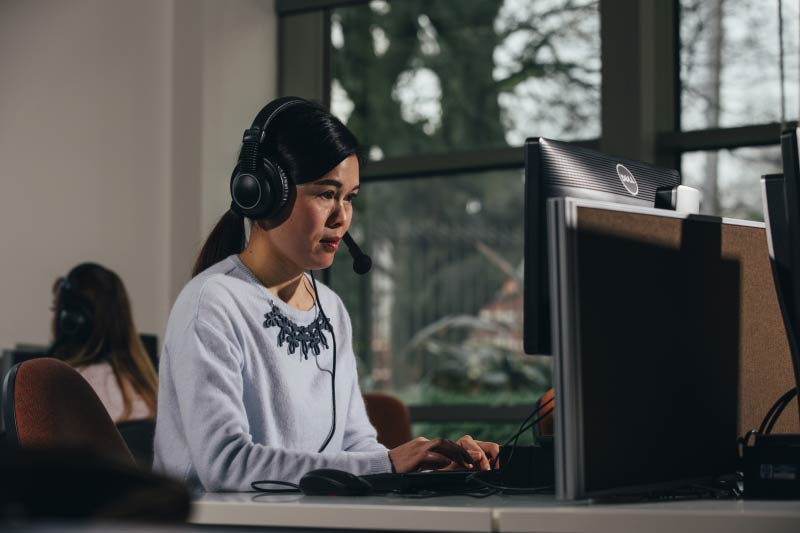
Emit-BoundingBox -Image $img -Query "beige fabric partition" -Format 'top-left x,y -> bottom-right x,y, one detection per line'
577,207 -> 799,435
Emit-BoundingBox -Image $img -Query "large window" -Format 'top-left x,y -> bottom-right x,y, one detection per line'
330,0 -> 601,160
678,0 -> 799,219
680,0 -> 798,131
681,146 -> 782,220
329,171 -> 549,408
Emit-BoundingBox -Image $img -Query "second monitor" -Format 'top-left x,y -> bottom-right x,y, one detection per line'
523,138 -> 681,355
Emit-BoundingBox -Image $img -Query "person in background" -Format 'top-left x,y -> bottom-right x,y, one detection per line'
49,263 -> 158,423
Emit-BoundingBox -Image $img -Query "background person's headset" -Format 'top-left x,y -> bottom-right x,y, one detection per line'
54,263 -> 106,346
229,96 -> 372,274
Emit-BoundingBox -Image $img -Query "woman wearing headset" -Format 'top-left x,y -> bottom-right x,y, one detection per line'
153,97 -> 498,491
50,263 -> 158,423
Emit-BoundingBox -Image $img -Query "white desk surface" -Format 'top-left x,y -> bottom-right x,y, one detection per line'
191,492 -> 800,532
190,492 -> 495,532
490,495 -> 800,532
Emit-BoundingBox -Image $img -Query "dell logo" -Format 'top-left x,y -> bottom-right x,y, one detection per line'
616,164 -> 639,196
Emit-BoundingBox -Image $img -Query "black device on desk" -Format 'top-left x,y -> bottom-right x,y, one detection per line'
298,468 -> 502,496
769,128 -> 800,415
741,128 -> 800,499
296,443 -> 554,497
549,198 -> 755,500
523,138 -> 681,356
299,468 -> 374,496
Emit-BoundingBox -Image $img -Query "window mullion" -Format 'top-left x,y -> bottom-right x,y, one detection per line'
600,0 -> 679,168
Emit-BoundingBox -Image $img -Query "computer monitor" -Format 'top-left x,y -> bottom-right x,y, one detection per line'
0,334 -> 159,379
549,197 -> 782,499
759,128 -> 800,416
523,138 -> 681,355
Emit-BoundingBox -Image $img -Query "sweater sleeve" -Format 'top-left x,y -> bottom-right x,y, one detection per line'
335,300 -> 391,455
170,318 -> 391,490
341,368 -> 390,453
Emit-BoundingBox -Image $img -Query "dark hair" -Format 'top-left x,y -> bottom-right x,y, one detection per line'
50,265 -> 158,420
192,99 -> 360,277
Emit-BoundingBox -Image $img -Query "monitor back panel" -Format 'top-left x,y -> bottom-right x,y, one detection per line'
524,139 -> 680,355
553,202 -> 799,498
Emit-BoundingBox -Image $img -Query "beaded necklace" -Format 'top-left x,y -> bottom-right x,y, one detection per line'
234,257 -> 331,359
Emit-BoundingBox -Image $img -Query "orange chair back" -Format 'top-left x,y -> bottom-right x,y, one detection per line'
2,358 -> 134,466
362,392 -> 412,449
533,388 -> 555,439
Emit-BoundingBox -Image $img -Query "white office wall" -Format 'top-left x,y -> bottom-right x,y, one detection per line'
0,0 -> 277,350
199,0 -> 278,237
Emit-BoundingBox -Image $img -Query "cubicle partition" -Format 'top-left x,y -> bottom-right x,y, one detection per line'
549,198 -> 800,500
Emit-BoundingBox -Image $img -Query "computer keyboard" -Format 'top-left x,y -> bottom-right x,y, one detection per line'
361,470 -> 500,494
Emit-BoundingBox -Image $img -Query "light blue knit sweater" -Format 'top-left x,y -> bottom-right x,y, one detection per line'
153,255 -> 392,491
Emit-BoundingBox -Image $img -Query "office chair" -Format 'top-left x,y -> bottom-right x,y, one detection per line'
116,419 -> 156,468
532,388 -> 555,444
362,392 -> 412,448
1,357 -> 134,466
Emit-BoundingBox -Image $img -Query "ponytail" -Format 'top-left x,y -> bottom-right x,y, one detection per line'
192,209 -> 246,277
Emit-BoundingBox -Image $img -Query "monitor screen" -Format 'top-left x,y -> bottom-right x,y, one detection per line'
523,138 -> 681,355
0,334 -> 159,378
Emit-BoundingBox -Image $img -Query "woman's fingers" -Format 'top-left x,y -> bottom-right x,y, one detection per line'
476,440 -> 501,469
417,451 -> 453,470
457,435 -> 491,470
428,438 -> 474,467
388,436 -> 486,473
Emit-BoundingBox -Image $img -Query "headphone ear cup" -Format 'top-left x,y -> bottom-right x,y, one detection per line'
58,308 -> 86,336
56,297 -> 92,344
231,165 -> 267,216
262,158 -> 291,217
230,158 -> 291,220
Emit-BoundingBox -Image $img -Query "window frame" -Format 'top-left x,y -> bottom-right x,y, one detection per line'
277,0 -> 787,424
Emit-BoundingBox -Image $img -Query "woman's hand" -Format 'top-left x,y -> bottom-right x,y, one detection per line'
388,437 -> 475,473
454,435 -> 500,471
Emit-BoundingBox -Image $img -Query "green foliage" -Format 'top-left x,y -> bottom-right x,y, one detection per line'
333,0 -> 507,156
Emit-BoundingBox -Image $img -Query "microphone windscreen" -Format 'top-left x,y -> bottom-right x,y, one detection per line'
353,254 -> 372,275
342,232 -> 372,275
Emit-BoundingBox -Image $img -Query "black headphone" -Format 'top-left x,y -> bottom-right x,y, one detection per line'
55,263 -> 105,344
230,96 -> 307,220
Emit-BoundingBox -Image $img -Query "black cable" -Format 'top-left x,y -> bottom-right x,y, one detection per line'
469,478 -> 554,495
500,396 -> 553,449
757,386 -> 798,435
758,387 -> 793,433
496,400 -> 553,471
493,405 -> 550,471
310,271 -> 337,453
252,493 -> 304,502
390,487 -> 499,499
251,480 -> 300,493
497,407 -> 553,477
250,272 -> 338,491
764,387 -> 798,434
516,408 -> 554,437
464,468 -> 554,494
